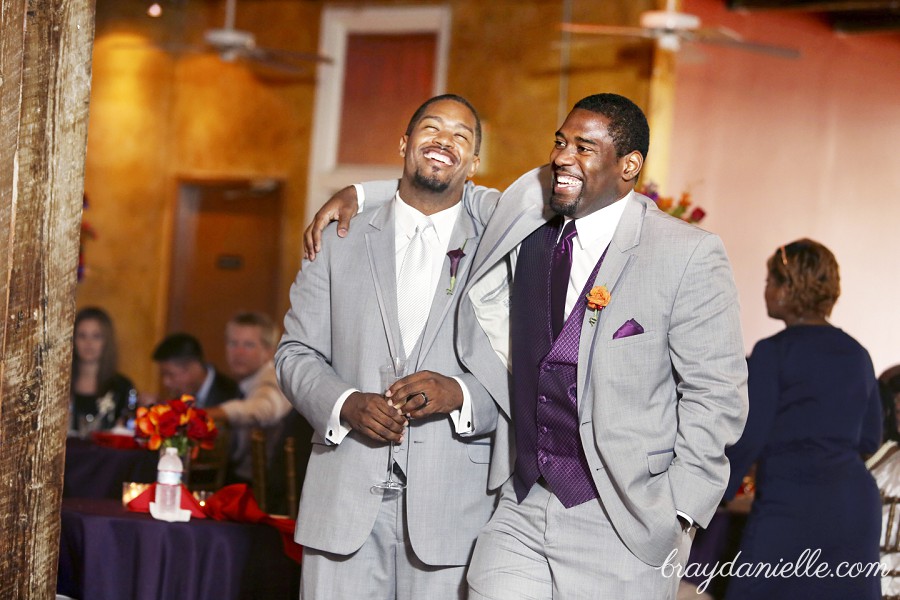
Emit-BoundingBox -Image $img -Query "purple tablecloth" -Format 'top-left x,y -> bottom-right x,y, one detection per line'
63,438 -> 158,500
57,498 -> 299,600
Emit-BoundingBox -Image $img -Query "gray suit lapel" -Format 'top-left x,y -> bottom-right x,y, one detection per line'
577,196 -> 647,420
365,203 -> 402,361
468,166 -> 553,286
415,207 -> 477,366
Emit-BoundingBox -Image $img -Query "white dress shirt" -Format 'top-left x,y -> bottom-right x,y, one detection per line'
325,193 -> 474,444
217,360 -> 292,427
195,365 -> 217,408
558,192 -> 630,319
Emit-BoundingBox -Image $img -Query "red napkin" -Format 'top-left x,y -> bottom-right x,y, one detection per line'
92,431 -> 139,450
126,483 -> 301,563
203,484 -> 267,522
204,484 -> 303,564
127,483 -> 207,518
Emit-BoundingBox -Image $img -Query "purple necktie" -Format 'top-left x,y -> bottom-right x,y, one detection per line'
551,219 -> 577,339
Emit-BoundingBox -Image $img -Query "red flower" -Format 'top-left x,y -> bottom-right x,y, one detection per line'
689,207 -> 706,223
186,405 -> 218,450
134,396 -> 218,453
157,410 -> 180,438
169,397 -> 189,416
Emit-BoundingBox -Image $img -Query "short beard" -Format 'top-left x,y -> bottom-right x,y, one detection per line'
412,169 -> 450,194
549,193 -> 580,218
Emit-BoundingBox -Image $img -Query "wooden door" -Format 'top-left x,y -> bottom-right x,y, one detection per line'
167,180 -> 282,374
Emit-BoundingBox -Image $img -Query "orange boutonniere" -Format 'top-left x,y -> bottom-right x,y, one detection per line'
586,285 -> 610,326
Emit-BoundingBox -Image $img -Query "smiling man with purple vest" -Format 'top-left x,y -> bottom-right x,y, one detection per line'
309,93 -> 749,598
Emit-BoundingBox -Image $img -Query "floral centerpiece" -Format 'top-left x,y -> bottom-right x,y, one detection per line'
134,395 -> 218,459
637,181 -> 706,224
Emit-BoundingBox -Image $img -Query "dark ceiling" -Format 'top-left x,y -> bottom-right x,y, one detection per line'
726,0 -> 900,33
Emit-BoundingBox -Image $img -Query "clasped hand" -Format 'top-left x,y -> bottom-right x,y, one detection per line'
340,392 -> 407,444
340,372 -> 463,443
385,371 -> 463,420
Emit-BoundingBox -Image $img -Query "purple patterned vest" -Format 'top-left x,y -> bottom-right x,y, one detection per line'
511,220 -> 606,508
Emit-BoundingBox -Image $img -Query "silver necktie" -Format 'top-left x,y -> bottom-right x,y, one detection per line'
397,221 -> 434,356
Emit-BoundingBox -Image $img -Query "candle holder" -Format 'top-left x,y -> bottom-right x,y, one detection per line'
122,482 -> 150,506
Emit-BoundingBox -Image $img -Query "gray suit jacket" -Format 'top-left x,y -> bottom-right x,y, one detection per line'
275,191 -> 499,566
358,168 -> 748,566
456,166 -> 749,567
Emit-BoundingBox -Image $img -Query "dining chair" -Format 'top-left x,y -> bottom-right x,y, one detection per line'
882,494 -> 900,599
885,496 -> 900,553
190,422 -> 231,492
250,427 -> 268,512
284,436 -> 298,520
251,427 -> 301,518
261,411 -> 313,517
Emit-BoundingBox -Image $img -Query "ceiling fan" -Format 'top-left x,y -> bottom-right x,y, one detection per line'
199,0 -> 332,74
560,0 -> 800,59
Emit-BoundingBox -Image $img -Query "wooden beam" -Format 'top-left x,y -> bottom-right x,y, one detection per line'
728,0 -> 900,11
831,11 -> 900,32
0,1 -> 96,597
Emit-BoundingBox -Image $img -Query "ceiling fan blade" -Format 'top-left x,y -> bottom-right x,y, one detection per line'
242,54 -> 309,77
253,47 -> 333,65
241,47 -> 333,78
689,27 -> 800,58
559,23 -> 657,40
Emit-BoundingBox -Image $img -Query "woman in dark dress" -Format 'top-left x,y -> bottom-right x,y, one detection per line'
70,307 -> 135,432
724,239 -> 882,599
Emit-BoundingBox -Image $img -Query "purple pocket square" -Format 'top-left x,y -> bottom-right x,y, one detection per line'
612,318 -> 644,340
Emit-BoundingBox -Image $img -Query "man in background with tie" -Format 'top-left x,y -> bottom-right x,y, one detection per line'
275,94 -> 499,599
306,93 -> 748,598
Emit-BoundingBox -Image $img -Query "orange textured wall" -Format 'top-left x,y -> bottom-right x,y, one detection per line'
78,0 -> 659,392
79,0 -> 322,391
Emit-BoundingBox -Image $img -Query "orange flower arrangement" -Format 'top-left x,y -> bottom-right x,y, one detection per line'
135,395 -> 217,458
586,285 -> 610,325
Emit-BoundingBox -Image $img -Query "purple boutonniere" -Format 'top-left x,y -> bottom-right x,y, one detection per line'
446,240 -> 468,295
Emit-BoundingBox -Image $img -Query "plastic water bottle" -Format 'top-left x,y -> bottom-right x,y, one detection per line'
155,447 -> 183,518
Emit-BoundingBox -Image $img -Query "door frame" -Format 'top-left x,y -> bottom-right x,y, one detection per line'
305,5 -> 451,225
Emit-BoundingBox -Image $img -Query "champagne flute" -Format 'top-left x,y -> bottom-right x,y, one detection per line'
373,357 -> 408,491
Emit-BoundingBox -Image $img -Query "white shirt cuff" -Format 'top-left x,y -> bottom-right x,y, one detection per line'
326,389 -> 356,444
448,376 -> 474,434
676,510 -> 694,528
353,183 -> 365,211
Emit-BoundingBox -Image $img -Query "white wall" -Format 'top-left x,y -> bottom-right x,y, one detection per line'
668,0 -> 900,374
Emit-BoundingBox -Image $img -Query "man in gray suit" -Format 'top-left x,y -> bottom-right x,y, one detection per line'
309,93 -> 748,599
275,94 -> 499,599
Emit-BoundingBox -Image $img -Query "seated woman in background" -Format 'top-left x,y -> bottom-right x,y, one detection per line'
724,239 -> 882,600
70,306 -> 135,433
